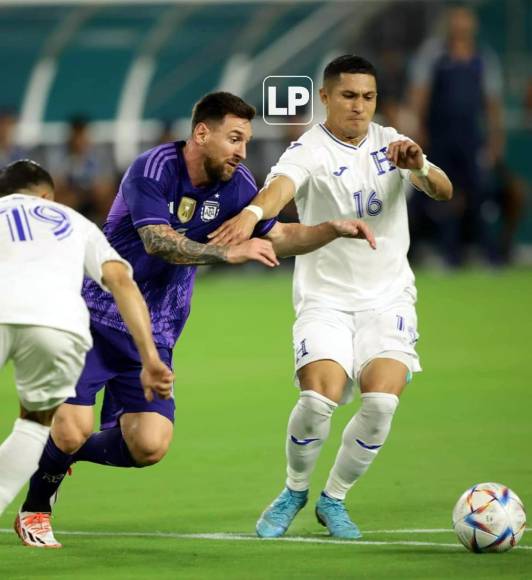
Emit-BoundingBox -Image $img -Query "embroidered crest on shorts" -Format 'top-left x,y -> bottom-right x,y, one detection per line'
177,197 -> 196,223
200,200 -> 220,222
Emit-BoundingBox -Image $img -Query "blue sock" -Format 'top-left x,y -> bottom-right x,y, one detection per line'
22,436 -> 75,513
73,427 -> 138,468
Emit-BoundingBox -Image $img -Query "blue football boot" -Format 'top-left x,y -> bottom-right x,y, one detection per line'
315,492 -> 362,540
256,488 -> 308,538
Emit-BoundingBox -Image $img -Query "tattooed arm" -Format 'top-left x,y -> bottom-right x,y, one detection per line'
138,224 -> 279,267
138,224 -> 229,265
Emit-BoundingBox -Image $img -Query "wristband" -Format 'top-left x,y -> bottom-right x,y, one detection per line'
243,205 -> 264,221
411,158 -> 430,178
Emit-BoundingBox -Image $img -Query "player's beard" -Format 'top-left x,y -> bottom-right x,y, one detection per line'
204,156 -> 235,183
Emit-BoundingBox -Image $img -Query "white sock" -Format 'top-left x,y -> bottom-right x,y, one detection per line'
325,392 -> 399,500
0,418 -> 50,515
286,390 -> 337,492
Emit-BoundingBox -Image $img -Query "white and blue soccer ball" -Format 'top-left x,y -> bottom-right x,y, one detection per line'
452,482 -> 526,553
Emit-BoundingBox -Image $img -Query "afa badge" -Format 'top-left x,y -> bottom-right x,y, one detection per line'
200,200 -> 220,222
177,197 -> 196,223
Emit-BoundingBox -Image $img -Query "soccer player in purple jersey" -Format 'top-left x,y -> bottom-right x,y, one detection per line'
16,92 -> 375,547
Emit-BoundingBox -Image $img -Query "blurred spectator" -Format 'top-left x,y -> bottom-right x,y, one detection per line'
407,5 -> 506,267
525,78 -> 532,126
375,49 -> 407,129
0,109 -> 30,168
491,163 -> 526,264
156,121 -> 176,145
45,116 -> 115,225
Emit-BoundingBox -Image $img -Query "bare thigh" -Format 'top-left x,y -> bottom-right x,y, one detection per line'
359,358 -> 409,397
297,359 -> 349,404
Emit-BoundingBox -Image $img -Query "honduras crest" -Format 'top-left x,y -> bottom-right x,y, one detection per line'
200,200 -> 220,222
177,197 -> 196,223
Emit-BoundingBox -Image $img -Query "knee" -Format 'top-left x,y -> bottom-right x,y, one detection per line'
54,429 -> 91,454
355,393 -> 400,442
299,391 -> 336,426
361,393 -> 399,416
297,361 -> 347,403
288,391 -> 337,443
52,417 -> 92,454
127,436 -> 171,467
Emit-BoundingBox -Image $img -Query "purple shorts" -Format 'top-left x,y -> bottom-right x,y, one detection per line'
66,321 -> 175,428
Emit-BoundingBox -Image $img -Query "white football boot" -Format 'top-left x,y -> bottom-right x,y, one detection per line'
14,511 -> 62,548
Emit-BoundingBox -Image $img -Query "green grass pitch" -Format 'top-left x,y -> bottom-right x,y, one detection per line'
0,268 -> 531,579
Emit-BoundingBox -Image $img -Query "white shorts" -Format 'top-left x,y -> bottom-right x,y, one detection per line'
0,324 -> 88,411
293,298 -> 422,405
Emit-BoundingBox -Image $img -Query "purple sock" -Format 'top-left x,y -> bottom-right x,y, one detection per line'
22,436 -> 75,513
73,427 -> 138,468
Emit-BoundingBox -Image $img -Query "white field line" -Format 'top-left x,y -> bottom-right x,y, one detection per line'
0,528 -> 531,551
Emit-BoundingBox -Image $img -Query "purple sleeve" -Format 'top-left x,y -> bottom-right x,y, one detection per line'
121,176 -> 170,229
253,218 -> 277,237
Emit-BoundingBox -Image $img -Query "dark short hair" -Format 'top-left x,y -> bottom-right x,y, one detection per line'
323,55 -> 377,86
191,92 -> 255,129
0,159 -> 54,197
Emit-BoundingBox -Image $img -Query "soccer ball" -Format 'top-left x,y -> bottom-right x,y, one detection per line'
452,482 -> 526,553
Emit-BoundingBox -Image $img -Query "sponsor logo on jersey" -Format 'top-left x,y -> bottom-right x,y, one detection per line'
200,200 -> 220,222
370,147 -> 396,175
287,142 -> 303,150
177,197 -> 196,223
333,166 -> 348,176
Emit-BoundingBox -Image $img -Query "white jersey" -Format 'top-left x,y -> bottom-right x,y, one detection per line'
268,122 -> 420,313
0,194 -> 131,347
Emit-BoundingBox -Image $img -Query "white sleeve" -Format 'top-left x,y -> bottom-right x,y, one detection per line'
266,142 -> 318,192
83,222 -> 133,292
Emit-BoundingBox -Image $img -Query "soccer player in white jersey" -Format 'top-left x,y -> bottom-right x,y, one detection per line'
0,160 -> 173,529
210,55 -> 453,539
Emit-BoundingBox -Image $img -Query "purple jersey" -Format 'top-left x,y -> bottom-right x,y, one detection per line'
83,141 -> 276,348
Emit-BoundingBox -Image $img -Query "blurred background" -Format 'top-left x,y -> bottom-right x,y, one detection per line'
2,4 -> 532,573
0,0 -> 531,269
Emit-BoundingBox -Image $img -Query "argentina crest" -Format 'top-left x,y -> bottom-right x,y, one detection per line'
177,197 -> 196,223
200,200 -> 220,222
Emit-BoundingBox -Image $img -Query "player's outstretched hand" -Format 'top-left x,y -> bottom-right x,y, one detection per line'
330,219 -> 377,249
226,238 -> 280,268
207,210 -> 257,247
141,358 -> 174,402
387,140 -> 424,171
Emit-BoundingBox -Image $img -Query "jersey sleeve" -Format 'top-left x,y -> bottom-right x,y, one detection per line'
120,152 -> 172,229
253,217 -> 277,237
236,165 -> 277,237
83,221 -> 133,292
266,141 -> 317,192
